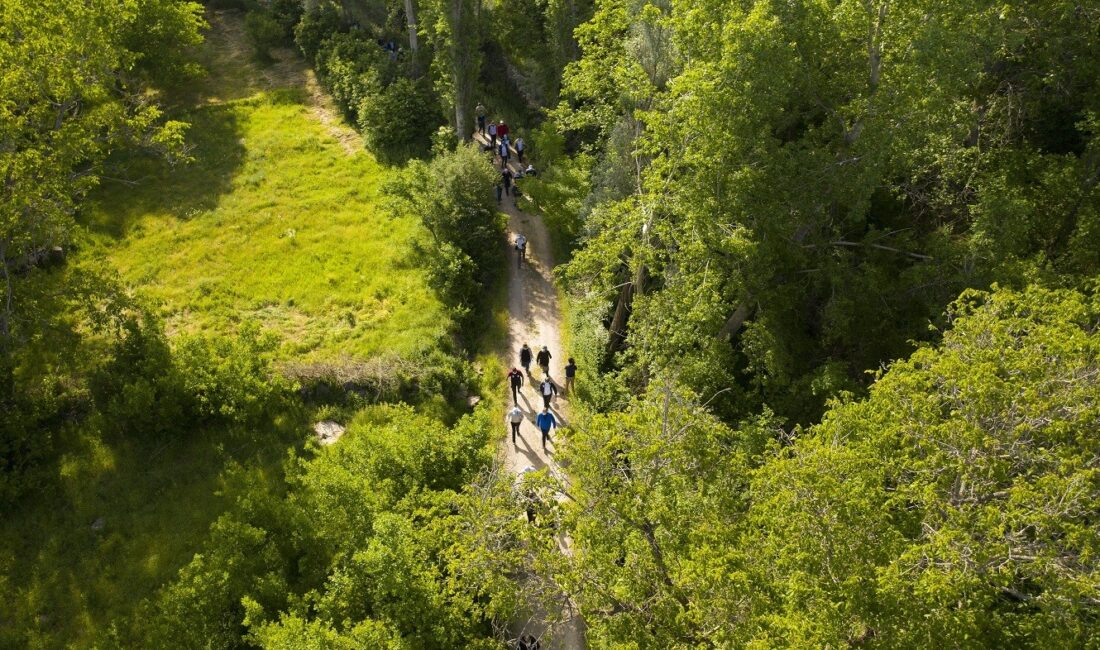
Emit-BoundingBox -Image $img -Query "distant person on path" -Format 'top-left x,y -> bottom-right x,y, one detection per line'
496,120 -> 509,143
519,634 -> 541,650
536,345 -> 552,376
539,377 -> 558,408
515,233 -> 527,267
536,407 -> 556,451
501,167 -> 514,197
507,404 -> 524,444
524,163 -> 537,177
475,102 -> 486,134
488,121 -> 498,147
508,366 -> 524,403
515,136 -> 525,163
520,343 -> 533,374
564,357 -> 576,395
499,139 -> 511,166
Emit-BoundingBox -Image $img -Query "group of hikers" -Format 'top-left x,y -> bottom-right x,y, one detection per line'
506,343 -> 577,452
476,102 -> 537,204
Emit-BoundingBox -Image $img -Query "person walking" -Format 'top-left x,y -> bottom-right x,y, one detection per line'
536,407 -> 556,451
515,136 -> 525,163
488,121 -> 497,147
496,119 -> 509,143
564,357 -> 577,395
519,343 -> 533,374
475,102 -> 487,134
508,366 -> 524,404
501,167 -> 514,197
539,377 -> 557,409
515,233 -> 527,267
499,139 -> 511,167
536,345 -> 552,377
507,404 -> 524,445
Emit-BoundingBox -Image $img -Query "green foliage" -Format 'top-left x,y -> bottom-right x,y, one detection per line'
139,404 -> 497,648
357,77 -> 444,163
554,0 -> 1100,425
293,2 -> 343,61
245,9 -> 286,58
527,285 -> 1100,646
389,144 -> 505,337
0,0 -> 202,364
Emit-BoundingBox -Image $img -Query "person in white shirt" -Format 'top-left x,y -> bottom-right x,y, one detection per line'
515,233 -> 527,267
515,137 -> 525,163
507,405 -> 524,444
539,377 -> 557,408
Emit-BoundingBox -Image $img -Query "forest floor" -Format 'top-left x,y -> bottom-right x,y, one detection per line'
477,132 -> 586,648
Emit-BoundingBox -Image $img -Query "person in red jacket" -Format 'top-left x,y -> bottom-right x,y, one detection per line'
496,120 -> 509,143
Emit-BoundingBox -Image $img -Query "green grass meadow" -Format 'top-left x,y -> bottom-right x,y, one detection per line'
84,90 -> 448,362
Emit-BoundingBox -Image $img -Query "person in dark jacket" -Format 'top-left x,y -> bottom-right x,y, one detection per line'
519,343 -> 533,374
501,167 -> 514,197
536,346 -> 552,377
508,367 -> 524,404
564,357 -> 576,395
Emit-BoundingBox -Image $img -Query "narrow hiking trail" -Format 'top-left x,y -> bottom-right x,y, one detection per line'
475,132 -> 586,648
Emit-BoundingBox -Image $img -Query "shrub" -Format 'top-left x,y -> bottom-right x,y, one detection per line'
244,9 -> 285,59
389,145 -> 504,336
174,322 -> 290,428
269,0 -> 304,37
294,2 -> 343,61
357,77 -> 442,162
315,32 -> 386,117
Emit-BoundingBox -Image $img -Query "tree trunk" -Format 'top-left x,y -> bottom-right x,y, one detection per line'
606,264 -> 647,360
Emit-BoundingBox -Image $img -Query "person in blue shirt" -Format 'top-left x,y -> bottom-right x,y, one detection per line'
536,407 -> 556,451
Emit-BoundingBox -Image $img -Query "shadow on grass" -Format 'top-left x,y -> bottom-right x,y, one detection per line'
85,105 -> 247,239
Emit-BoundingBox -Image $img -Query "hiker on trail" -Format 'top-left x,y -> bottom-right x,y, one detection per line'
508,366 -> 524,404
518,633 -> 541,650
507,404 -> 524,444
524,489 -> 538,524
515,233 -> 527,267
539,377 -> 558,409
501,167 -> 514,197
536,345 -> 552,376
515,136 -> 525,163
564,357 -> 577,395
536,407 -> 556,451
475,102 -> 486,134
524,163 -> 537,177
496,120 -> 509,143
519,343 -> 533,374
488,121 -> 498,147
499,139 -> 511,166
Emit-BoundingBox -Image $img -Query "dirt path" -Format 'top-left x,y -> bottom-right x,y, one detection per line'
477,132 -> 586,649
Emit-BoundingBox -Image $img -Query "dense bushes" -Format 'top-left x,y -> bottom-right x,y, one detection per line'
295,5 -> 444,162
389,144 -> 504,336
140,404 -> 497,647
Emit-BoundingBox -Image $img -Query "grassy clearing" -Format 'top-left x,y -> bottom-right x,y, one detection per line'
84,89 -> 448,362
0,11 -> 454,647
